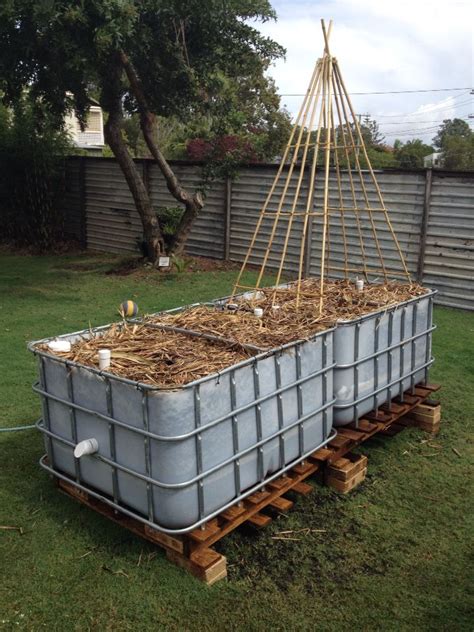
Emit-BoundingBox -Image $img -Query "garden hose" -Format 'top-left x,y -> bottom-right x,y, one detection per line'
0,423 -> 36,433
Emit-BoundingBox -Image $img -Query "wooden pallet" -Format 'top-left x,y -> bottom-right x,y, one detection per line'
325,453 -> 368,493
56,382 -> 441,585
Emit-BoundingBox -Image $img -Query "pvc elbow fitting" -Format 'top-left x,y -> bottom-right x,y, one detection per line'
74,438 -> 99,459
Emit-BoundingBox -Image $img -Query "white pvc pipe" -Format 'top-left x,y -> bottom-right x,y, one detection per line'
74,438 -> 99,459
98,349 -> 111,370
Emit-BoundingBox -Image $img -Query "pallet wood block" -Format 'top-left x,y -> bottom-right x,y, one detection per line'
410,403 -> 441,423
269,496 -> 294,512
415,419 -> 440,434
337,428 -> 365,442
247,512 -> 272,529
326,453 -> 368,482
220,504 -> 246,521
293,460 -> 315,475
267,476 -> 289,491
365,409 -> 392,423
326,467 -> 367,494
247,489 -> 271,505
292,481 -> 313,496
311,447 -> 333,462
167,549 -> 227,585
380,401 -> 408,415
393,393 -> 420,406
188,519 -> 221,543
414,386 -> 434,399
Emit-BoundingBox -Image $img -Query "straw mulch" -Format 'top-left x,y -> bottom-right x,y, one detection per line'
40,323 -> 254,388
148,279 -> 428,350
41,280 -> 428,388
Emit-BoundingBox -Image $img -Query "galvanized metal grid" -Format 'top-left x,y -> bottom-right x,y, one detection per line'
30,324 -> 335,534
333,290 -> 436,424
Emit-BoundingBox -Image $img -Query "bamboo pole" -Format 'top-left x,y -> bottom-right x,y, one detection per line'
335,64 -> 412,282
230,58 -> 322,297
271,56 -> 325,297
332,63 -> 388,281
331,75 -> 369,279
251,58 -> 322,293
318,53 -> 334,313
295,61 -> 331,303
330,106 -> 349,277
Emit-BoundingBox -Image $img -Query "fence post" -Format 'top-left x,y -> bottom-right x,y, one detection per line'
416,168 -> 433,282
79,156 -> 87,248
304,166 -> 315,277
224,177 -> 232,260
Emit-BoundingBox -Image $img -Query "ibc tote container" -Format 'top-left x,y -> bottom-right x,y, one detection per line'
30,324 -> 335,533
333,290 -> 436,425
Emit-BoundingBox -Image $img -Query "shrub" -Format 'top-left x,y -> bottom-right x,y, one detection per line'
0,97 -> 72,250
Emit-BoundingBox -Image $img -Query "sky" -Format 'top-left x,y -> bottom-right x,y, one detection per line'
256,0 -> 473,145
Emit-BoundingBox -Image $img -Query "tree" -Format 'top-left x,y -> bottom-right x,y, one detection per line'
0,1 -> 285,262
443,134 -> 474,170
360,115 -> 385,147
433,118 -> 471,150
393,139 -> 434,169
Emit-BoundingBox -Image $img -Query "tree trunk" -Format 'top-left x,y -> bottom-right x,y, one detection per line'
103,71 -> 165,263
120,51 -> 204,256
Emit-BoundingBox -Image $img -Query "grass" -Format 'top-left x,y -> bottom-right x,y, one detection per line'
0,251 -> 473,631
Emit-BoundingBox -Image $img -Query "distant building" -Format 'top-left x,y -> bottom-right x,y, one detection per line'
64,99 -> 104,151
424,152 -> 444,168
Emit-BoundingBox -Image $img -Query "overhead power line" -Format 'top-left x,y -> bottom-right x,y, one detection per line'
379,117 -> 471,125
280,86 -> 472,96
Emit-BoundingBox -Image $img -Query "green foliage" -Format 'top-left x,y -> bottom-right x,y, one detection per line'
361,145 -> 398,169
0,0 -> 286,149
360,115 -> 385,147
156,205 -> 184,241
393,139 -> 434,169
0,97 -> 72,249
443,133 -> 474,170
171,254 -> 193,273
433,118 -> 472,150
429,118 -> 474,170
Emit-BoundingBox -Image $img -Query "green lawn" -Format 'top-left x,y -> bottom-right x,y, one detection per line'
0,252 -> 472,631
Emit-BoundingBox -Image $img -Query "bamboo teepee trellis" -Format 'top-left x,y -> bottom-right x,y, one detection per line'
231,20 -> 411,313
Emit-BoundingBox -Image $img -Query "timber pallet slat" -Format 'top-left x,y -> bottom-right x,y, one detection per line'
55,382 -> 441,585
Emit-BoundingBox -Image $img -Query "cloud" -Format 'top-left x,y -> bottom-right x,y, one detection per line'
256,0 -> 473,143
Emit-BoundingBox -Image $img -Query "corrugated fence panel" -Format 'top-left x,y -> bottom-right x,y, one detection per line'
423,173 -> 474,310
229,166 -> 309,275
309,171 -> 424,280
63,158 -> 84,242
149,163 -> 225,258
68,157 -> 474,310
85,159 -> 143,254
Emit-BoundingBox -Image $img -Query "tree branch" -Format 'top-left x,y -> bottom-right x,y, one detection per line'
119,50 -> 204,254
103,66 -> 165,259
